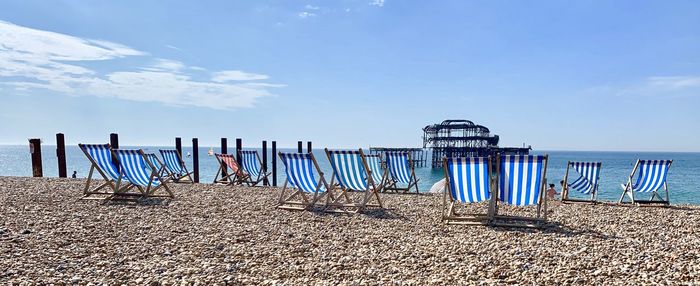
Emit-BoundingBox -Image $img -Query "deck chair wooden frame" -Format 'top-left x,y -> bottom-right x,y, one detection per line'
619,159 -> 672,207
213,153 -> 250,186
158,149 -> 194,183
384,151 -> 420,194
561,161 -> 601,204
238,150 -> 272,187
491,155 -> 549,229
112,149 -> 174,200
78,143 -> 134,201
324,148 -> 383,214
442,156 -> 496,226
277,152 -> 333,211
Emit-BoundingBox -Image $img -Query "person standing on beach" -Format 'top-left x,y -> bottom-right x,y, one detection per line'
71,171 -> 77,178
546,183 -> 559,199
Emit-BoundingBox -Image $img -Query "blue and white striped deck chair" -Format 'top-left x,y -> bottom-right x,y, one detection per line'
78,144 -> 132,200
495,155 -> 549,228
277,152 -> 331,211
114,149 -> 173,199
562,162 -> 602,203
144,153 -> 168,179
384,151 -> 420,193
325,149 -> 383,213
442,157 -> 495,225
238,150 -> 271,186
619,159 -> 673,206
365,154 -> 387,191
158,149 -> 194,183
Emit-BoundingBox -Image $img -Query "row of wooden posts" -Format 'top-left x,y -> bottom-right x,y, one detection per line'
28,133 -> 314,187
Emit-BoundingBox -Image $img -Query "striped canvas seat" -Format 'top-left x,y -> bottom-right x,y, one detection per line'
78,143 -> 135,200
113,149 -> 173,199
568,162 -> 601,195
277,152 -> 330,211
446,157 -> 491,203
159,150 -> 185,175
280,153 -> 326,193
114,150 -> 161,187
386,152 -> 412,184
81,144 -> 122,180
327,150 -> 369,191
238,150 -> 270,186
145,153 -> 161,168
384,151 -> 419,193
158,149 -> 194,183
240,151 -> 261,178
213,153 -> 248,185
630,160 -> 672,193
325,149 -> 383,212
442,157 -> 493,225
365,155 -> 385,185
620,159 -> 673,205
498,155 -> 547,206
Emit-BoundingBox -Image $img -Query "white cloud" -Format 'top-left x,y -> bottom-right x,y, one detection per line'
647,76 -> 700,89
304,5 -> 320,10
165,44 -> 182,51
147,58 -> 186,71
211,70 -> 270,82
0,20 -> 282,110
585,75 -> 700,98
298,11 -> 317,18
369,0 -> 385,7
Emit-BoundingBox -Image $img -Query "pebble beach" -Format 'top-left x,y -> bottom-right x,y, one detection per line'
1,176 -> 699,285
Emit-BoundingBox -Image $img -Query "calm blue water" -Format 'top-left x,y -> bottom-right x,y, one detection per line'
1,145 -> 698,204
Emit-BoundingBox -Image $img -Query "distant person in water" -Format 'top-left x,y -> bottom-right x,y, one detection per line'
71,171 -> 77,179
546,183 -> 559,199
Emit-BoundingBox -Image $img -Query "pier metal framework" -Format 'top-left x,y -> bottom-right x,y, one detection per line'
423,119 -> 530,168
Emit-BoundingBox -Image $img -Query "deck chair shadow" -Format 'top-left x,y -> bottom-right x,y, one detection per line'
78,143 -> 133,200
365,154 -> 387,192
277,152 -> 332,211
158,149 -> 194,183
213,153 -> 250,186
384,151 -> 420,194
561,161 -> 601,204
492,155 -> 549,228
442,157 -> 495,225
239,150 -> 272,186
325,148 -> 383,214
113,149 -> 174,200
619,159 -> 673,207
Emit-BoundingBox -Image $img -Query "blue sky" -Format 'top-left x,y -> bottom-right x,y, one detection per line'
0,0 -> 699,151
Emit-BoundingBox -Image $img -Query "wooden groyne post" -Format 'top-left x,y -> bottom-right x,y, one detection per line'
272,141 -> 277,186
29,138 -> 42,177
235,138 -> 242,165
109,133 -> 119,169
192,138 -> 199,183
175,137 -> 182,156
56,133 -> 67,178
262,140 -> 269,186
307,141 -> 312,153
297,141 -> 303,153
221,138 -> 228,154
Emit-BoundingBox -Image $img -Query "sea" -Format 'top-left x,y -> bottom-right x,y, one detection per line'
1,145 -> 698,205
